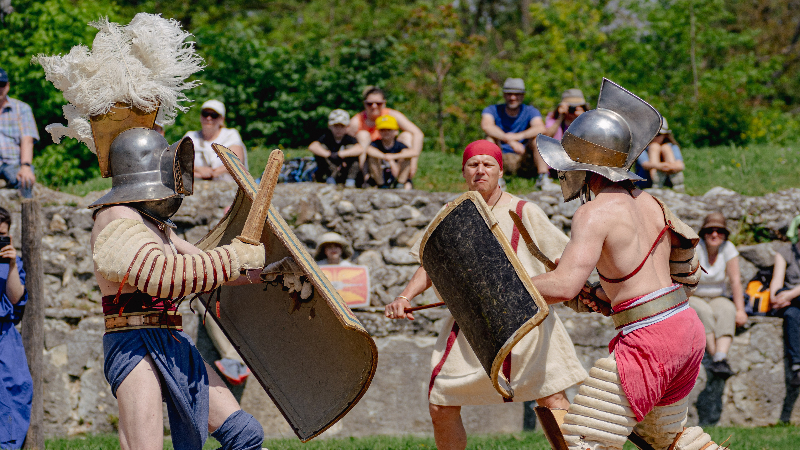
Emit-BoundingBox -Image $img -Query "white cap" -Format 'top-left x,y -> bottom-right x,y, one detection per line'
201,99 -> 226,117
328,109 -> 350,126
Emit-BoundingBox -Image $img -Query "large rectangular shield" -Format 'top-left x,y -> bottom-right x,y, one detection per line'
193,144 -> 378,442
419,191 -> 549,399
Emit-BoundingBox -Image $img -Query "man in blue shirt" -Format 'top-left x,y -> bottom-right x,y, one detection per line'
481,78 -> 552,188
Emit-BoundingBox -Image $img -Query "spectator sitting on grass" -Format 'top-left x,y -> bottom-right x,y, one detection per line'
769,214 -> 800,386
480,78 -> 554,189
183,100 -> 247,182
366,115 -> 413,189
308,109 -> 363,187
348,86 -> 424,183
314,232 -> 354,266
635,117 -> 685,192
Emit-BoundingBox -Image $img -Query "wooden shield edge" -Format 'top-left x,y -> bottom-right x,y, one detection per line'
418,191 -> 549,398
196,144 -> 378,441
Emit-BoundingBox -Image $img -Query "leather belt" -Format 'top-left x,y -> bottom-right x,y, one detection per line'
104,312 -> 182,332
612,288 -> 687,329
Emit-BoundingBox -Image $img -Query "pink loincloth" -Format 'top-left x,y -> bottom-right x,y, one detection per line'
609,288 -> 705,421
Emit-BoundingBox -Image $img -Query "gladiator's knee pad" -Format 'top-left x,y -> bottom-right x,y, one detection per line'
670,426 -> 724,450
562,355 -> 636,450
633,397 -> 689,449
211,410 -> 264,450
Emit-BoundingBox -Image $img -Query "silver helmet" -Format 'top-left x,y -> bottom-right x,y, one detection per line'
537,78 -> 662,202
89,128 -> 194,221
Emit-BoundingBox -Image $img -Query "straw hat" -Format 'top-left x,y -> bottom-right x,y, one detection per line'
314,232 -> 353,260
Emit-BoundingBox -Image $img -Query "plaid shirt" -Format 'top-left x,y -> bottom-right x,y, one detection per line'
0,97 -> 39,164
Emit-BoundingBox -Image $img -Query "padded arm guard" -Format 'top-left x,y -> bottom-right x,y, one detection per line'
653,197 -> 702,297
94,218 -> 266,298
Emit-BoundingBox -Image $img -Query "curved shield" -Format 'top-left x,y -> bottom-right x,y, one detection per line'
419,192 -> 549,399
193,144 -> 378,442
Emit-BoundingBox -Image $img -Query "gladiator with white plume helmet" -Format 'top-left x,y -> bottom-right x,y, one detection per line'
34,13 -> 204,225
35,16 -> 268,450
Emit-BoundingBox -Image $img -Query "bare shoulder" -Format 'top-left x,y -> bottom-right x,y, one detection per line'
92,206 -> 143,234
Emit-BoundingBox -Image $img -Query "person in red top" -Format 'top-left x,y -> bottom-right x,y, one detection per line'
531,79 -> 725,450
347,86 -> 424,186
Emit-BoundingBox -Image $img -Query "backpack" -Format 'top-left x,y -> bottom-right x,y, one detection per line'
279,157 -> 317,183
744,267 -> 773,316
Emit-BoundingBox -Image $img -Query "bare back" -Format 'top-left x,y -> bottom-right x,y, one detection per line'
589,187 -> 675,305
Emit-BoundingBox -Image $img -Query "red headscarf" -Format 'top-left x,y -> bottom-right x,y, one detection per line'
462,140 -> 503,171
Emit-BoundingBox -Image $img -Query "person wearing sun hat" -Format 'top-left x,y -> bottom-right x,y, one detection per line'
182,99 -> 247,182
384,139 -> 587,450
688,212 -> 746,380
365,114 -> 414,189
314,232 -> 354,266
768,214 -> 800,386
308,109 -> 363,187
529,79 -> 726,450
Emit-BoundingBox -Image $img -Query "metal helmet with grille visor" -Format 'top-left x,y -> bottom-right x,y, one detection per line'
88,127 -> 194,222
537,78 -> 662,201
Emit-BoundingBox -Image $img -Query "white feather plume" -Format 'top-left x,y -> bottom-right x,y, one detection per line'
44,105 -> 96,153
33,13 -> 204,152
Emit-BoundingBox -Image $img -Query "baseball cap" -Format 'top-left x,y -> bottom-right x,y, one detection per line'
0,68 -> 8,83
502,78 -> 526,94
659,117 -> 671,135
375,115 -> 399,130
561,88 -> 586,106
201,99 -> 226,117
328,109 -> 350,126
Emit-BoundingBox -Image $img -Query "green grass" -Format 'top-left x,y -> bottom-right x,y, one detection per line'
42,425 -> 800,449
53,142 -> 800,198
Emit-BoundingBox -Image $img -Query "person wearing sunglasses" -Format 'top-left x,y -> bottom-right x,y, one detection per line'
182,100 -> 247,181
0,68 -> 37,198
688,212 -> 746,380
347,86 -> 424,187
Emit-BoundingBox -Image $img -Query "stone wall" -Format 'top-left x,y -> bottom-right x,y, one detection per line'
4,182 -> 800,438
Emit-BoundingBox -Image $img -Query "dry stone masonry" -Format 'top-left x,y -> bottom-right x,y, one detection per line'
5,183 -> 799,437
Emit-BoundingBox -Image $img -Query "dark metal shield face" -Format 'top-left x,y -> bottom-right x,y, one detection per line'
419,192 -> 548,399
194,144 -> 378,442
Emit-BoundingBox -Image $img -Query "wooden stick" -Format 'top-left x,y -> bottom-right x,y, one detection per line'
237,149 -> 284,245
404,301 -> 446,313
21,199 -> 43,450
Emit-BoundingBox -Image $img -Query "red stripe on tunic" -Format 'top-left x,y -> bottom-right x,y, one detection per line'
502,354 -> 513,403
429,322 -> 460,399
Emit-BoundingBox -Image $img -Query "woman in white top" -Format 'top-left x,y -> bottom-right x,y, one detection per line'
183,100 -> 247,182
688,212 -> 747,379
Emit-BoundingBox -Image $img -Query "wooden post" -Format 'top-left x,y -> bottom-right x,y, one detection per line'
21,199 -> 43,450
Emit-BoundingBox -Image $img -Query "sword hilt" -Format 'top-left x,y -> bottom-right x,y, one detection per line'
237,149 -> 284,246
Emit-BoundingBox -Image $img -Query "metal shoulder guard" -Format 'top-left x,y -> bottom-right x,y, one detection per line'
652,197 -> 701,296
94,218 -> 265,298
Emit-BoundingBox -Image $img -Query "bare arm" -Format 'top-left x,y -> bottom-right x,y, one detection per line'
16,136 -> 35,187
393,111 -> 424,155
346,114 -> 362,137
308,141 -> 331,157
337,143 -> 364,158
384,266 -> 433,320
770,252 -> 800,309
531,206 -> 605,304
365,144 -> 389,160
726,256 -> 747,326
481,113 -> 508,141
1,243 -> 24,304
507,116 -> 546,141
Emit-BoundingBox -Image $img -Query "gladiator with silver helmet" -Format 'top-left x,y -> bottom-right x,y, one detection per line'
35,14 -> 268,450
527,79 -> 724,450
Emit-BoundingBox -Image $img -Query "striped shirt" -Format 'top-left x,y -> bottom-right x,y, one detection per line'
0,98 -> 39,164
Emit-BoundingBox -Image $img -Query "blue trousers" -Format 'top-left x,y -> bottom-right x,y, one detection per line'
772,290 -> 800,366
103,328 -> 209,450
